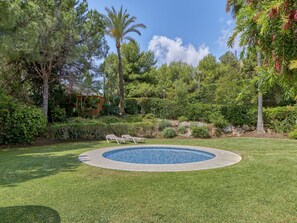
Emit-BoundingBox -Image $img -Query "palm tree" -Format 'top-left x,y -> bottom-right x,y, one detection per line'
103,6 -> 146,115
226,0 -> 265,133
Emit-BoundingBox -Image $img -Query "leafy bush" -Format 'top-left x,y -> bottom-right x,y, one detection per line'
158,119 -> 171,131
0,94 -> 46,144
128,122 -> 155,137
109,123 -> 130,136
162,128 -> 177,138
125,98 -> 259,127
264,106 -> 297,133
125,98 -> 140,114
72,117 -> 87,123
49,121 -> 155,140
185,103 -> 221,122
178,116 -> 188,122
49,123 -> 108,140
123,115 -> 143,123
178,125 -> 187,134
51,106 -> 67,122
101,103 -> 119,116
135,98 -> 184,119
221,105 -> 256,126
98,116 -> 121,124
209,111 -> 228,128
288,128 -> 297,139
144,113 -> 156,119
143,113 -> 157,126
191,126 -> 210,138
269,119 -> 293,133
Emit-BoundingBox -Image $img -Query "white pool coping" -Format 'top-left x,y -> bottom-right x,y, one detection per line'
78,145 -> 242,172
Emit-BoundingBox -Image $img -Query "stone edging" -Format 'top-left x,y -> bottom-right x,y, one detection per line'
78,145 -> 242,172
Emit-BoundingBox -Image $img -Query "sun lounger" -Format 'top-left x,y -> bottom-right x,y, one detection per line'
122,134 -> 146,144
106,134 -> 127,144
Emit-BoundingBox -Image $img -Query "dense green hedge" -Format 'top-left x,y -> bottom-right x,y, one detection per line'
264,106 -> 297,133
49,121 -> 155,140
124,98 -> 257,126
0,94 -> 46,144
184,103 -> 222,122
116,98 -> 297,131
125,98 -> 184,119
221,105 -> 257,126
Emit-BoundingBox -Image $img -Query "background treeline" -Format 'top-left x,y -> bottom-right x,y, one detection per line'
1,1 -> 297,144
101,42 -> 295,107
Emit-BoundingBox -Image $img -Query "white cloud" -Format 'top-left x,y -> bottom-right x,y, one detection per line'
217,20 -> 242,53
226,20 -> 233,25
148,35 -> 209,66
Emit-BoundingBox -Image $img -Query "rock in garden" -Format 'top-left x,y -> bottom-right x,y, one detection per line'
223,124 -> 235,133
180,121 -> 190,128
232,128 -> 245,136
170,120 -> 179,127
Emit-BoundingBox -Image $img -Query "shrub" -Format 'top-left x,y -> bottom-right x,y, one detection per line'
209,111 -> 228,128
125,98 -> 140,114
128,122 -> 155,137
185,103 -> 221,122
72,117 -> 86,123
178,116 -> 188,122
191,126 -> 210,138
162,128 -> 177,138
288,128 -> 297,139
264,106 -> 297,133
49,123 -> 108,140
49,121 -> 155,140
269,119 -> 293,133
123,115 -> 143,123
98,116 -> 121,124
178,125 -> 187,134
51,106 -> 67,122
135,98 -> 184,119
143,113 -> 157,126
109,123 -> 130,136
221,105 -> 256,126
158,119 -> 171,131
101,103 -> 119,115
144,113 -> 156,119
0,94 -> 46,144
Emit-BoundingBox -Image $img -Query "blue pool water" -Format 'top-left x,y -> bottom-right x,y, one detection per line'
102,147 -> 215,164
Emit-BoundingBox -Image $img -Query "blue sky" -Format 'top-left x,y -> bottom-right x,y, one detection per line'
88,0 -> 239,66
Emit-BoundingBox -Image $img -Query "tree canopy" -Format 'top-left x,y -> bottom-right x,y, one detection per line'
0,0 -> 107,118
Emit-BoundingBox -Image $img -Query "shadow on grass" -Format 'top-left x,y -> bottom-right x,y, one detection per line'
0,142 -> 100,187
0,205 -> 61,223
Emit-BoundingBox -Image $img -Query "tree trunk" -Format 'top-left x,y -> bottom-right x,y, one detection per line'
256,50 -> 265,133
117,46 -> 125,116
197,71 -> 201,93
42,75 -> 49,120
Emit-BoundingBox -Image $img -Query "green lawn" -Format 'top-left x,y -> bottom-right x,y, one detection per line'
0,138 -> 297,223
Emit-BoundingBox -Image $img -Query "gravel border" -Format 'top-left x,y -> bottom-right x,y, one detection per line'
78,145 -> 242,172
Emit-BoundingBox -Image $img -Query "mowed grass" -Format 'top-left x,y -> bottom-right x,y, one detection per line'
0,138 -> 297,223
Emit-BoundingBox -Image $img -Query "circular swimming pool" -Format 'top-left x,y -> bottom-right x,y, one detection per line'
79,145 -> 242,172
102,147 -> 215,164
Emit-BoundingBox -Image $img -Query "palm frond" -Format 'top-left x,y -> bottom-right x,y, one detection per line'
123,24 -> 146,36
289,60 -> 297,70
123,36 -> 136,44
103,6 -> 145,46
